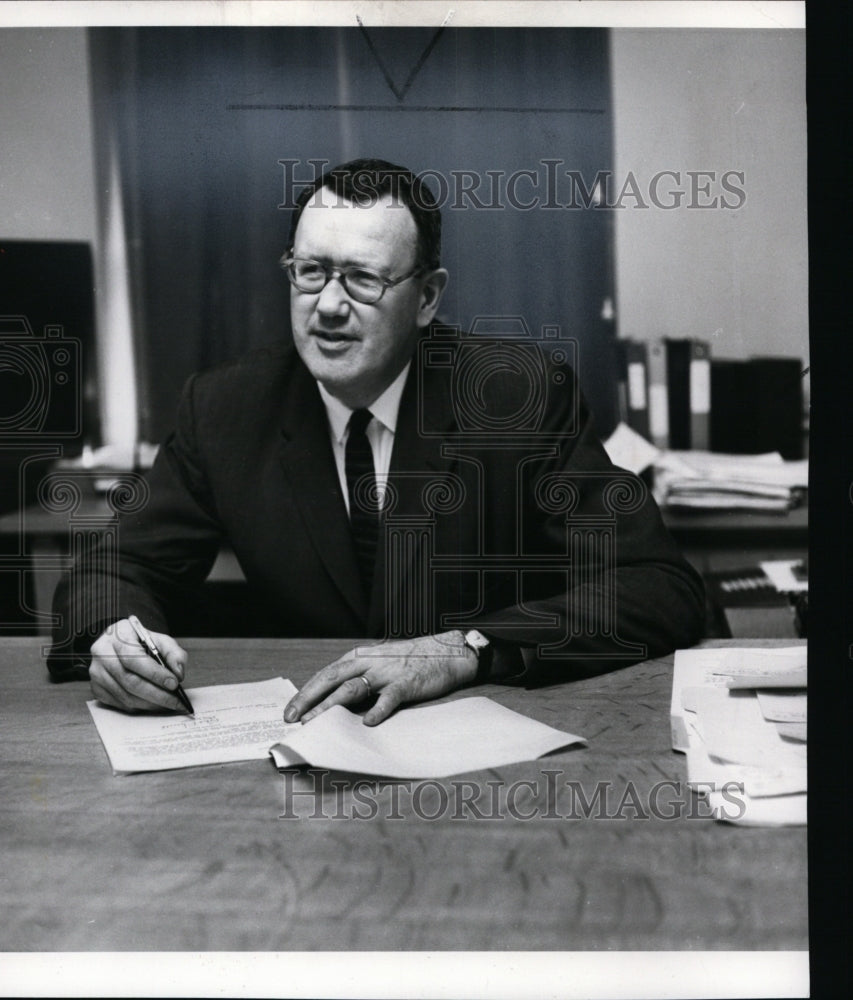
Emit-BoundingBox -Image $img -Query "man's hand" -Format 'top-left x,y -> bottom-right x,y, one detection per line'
89,619 -> 189,713
283,631 -> 479,726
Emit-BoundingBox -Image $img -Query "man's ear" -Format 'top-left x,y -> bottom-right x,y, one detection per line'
416,268 -> 449,327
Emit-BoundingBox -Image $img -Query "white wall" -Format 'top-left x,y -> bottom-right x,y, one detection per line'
0,28 -> 137,447
610,30 -> 808,380
0,29 -> 97,240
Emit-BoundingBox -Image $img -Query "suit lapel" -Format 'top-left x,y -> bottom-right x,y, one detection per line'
368,345 -> 458,634
390,343 -> 458,488
278,363 -> 369,624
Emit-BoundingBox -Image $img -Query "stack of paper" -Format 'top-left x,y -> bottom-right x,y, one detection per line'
671,646 -> 806,826
654,450 -> 808,512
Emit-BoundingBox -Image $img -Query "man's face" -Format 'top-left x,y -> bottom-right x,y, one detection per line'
290,189 -> 446,409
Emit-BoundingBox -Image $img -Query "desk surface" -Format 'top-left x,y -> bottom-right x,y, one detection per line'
662,503 -> 808,542
0,637 -> 807,952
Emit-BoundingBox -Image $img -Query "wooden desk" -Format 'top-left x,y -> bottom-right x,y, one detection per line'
662,506 -> 808,639
662,504 -> 808,574
0,637 -> 806,952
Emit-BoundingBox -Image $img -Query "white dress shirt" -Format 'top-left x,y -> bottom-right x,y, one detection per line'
316,361 -> 411,517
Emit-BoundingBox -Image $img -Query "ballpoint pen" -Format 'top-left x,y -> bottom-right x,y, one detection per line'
128,614 -> 195,716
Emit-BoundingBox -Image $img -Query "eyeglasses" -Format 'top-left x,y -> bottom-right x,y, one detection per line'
279,255 -> 424,305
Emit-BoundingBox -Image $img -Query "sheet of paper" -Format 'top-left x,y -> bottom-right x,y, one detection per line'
706,789 -> 807,827
603,421 -> 660,474
775,721 -> 807,742
760,559 -> 809,593
671,646 -> 806,750
757,689 -> 807,723
680,686 -> 707,714
88,677 -> 298,774
685,745 -> 807,798
691,688 -> 806,771
271,696 -> 585,778
726,668 -> 807,689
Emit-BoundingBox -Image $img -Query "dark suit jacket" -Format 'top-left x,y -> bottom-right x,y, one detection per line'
49,338 -> 704,680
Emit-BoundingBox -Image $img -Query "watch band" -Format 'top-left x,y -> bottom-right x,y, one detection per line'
463,629 -> 493,682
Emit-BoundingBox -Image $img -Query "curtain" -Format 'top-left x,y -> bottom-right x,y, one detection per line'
89,26 -> 617,442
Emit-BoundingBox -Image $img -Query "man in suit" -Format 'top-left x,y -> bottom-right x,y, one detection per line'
50,158 -> 704,723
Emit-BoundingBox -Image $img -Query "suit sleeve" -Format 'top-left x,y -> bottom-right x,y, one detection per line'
47,373 -> 223,680
476,383 -> 706,680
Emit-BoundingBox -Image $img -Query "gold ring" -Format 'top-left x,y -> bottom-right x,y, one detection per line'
357,675 -> 371,700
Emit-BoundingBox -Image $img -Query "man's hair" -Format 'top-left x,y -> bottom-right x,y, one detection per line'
287,158 -> 442,271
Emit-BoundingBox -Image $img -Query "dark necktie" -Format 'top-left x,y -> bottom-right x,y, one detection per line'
345,408 -> 379,597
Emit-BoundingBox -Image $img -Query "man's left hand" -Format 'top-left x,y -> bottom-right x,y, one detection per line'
283,631 -> 479,726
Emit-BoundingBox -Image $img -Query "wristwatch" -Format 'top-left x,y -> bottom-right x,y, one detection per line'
462,629 -> 492,681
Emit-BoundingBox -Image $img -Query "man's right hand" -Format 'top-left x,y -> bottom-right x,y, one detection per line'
89,619 -> 189,713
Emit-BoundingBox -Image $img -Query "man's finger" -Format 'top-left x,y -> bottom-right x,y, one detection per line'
94,653 -> 187,712
363,684 -> 406,726
283,653 -> 359,721
152,632 -> 188,681
90,661 -> 135,710
102,619 -> 187,688
115,639 -> 182,691
90,660 -> 166,712
299,675 -> 374,723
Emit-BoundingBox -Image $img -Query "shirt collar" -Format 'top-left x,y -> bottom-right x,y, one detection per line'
316,360 -> 412,446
